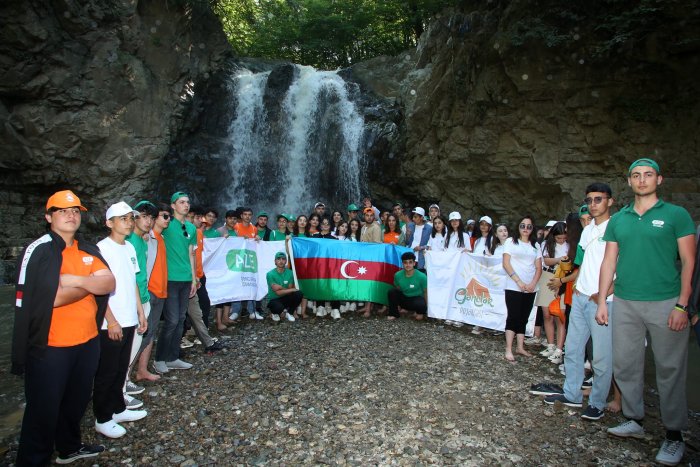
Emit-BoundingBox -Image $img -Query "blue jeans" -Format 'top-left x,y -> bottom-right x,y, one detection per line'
156,281 -> 191,362
232,300 -> 255,316
563,291 -> 613,410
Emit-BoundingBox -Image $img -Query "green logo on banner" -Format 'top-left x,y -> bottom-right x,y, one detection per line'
226,249 -> 258,273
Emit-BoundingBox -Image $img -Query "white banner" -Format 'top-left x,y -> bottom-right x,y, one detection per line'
202,237 -> 286,305
426,251 -> 535,334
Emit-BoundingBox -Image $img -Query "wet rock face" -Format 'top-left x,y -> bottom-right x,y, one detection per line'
0,0 -> 231,281
351,4 -> 700,223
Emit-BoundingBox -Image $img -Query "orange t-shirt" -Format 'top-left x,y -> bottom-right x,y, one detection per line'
148,230 -> 168,298
384,231 -> 401,244
234,223 -> 257,239
195,229 -> 204,279
48,241 -> 107,347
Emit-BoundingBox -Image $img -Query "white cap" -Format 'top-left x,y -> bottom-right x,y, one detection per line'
448,211 -> 461,221
429,203 -> 440,211
106,201 -> 138,220
412,207 -> 426,217
545,220 -> 557,228
314,202 -> 325,208
479,215 -> 493,225
466,219 -> 476,225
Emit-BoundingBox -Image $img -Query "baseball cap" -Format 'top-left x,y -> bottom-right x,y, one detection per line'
578,204 -> 589,216
133,200 -> 156,211
479,215 -> 493,225
314,202 -> 325,208
170,191 -> 189,203
46,190 -> 87,212
429,204 -> 440,211
363,207 -> 374,214
545,220 -> 557,228
628,158 -> 660,175
448,211 -> 461,221
277,213 -> 289,221
347,203 -> 359,211
412,207 -> 426,217
466,219 -> 475,225
257,211 -> 269,218
106,201 -> 138,220
275,251 -> 287,260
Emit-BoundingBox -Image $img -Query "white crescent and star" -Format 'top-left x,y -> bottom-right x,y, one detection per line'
339,260 -> 368,279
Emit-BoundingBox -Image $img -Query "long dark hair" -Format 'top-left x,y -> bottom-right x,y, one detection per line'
335,221 -> 349,238
445,217 -> 466,249
348,218 -> 362,241
384,214 -> 401,234
490,223 -> 509,255
430,215 -> 447,238
512,215 -> 536,247
293,215 -> 311,237
477,220 -> 494,251
544,222 -> 567,258
565,212 -> 583,258
307,213 -> 321,233
331,211 -> 344,228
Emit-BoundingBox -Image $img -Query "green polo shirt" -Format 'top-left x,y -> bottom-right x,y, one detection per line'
203,228 -> 222,238
603,199 -> 695,301
269,230 -> 287,241
394,269 -> 427,298
162,217 -> 197,281
126,232 -> 150,304
266,267 -> 295,300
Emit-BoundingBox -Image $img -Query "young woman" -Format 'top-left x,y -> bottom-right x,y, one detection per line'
313,218 -> 336,239
380,210 -> 390,226
331,211 -> 344,230
490,223 -> 509,257
292,215 -> 311,237
426,215 -> 447,251
536,222 -> 568,363
307,213 -> 321,236
348,219 -> 362,242
334,221 -> 349,240
472,216 -> 494,256
502,215 -> 542,362
445,212 -> 470,252
383,214 -> 404,245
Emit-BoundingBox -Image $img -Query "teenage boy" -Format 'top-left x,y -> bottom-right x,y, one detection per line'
94,202 -> 148,439
598,158 -> 695,466
203,208 -> 222,238
256,211 -> 272,240
392,203 -> 406,229
137,203 -> 169,377
347,203 -> 360,222
405,207 -> 432,271
387,252 -> 428,321
362,196 -> 380,220
543,183 -> 615,421
155,192 -> 197,372
266,252 -> 303,322
217,209 -> 238,237
12,190 -> 115,466
231,207 -> 263,320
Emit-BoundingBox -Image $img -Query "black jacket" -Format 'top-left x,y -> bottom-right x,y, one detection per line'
11,231 -> 110,375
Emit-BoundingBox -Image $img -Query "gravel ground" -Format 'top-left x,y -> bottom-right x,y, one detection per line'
3,313 -> 699,466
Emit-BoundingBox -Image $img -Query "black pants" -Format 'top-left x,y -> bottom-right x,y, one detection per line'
93,326 -> 135,423
16,336 -> 100,466
268,291 -> 304,315
197,275 -> 211,328
505,290 -> 536,334
388,289 -> 427,317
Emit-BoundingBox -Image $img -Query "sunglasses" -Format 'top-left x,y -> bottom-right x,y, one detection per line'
584,196 -> 609,205
160,213 -> 171,220
519,223 -> 534,230
181,223 -> 190,238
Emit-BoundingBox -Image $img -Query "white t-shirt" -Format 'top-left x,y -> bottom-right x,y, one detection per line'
473,236 -> 492,256
542,241 -> 569,260
492,244 -> 505,258
446,231 -> 471,251
427,233 -> 446,251
97,237 -> 139,329
410,224 -> 425,249
503,238 -> 543,291
576,218 -> 611,297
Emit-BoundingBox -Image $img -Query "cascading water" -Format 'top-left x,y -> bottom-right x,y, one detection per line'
223,65 -> 366,217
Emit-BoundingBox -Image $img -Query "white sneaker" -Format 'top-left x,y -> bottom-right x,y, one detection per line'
125,381 -> 144,395
540,344 -> 556,357
607,419 -> 645,439
113,409 -> 147,423
193,338 -> 202,345
339,304 -> 347,313
655,439 -> 685,466
524,336 -> 541,345
95,420 -> 126,438
229,312 -> 240,321
548,349 -> 564,364
285,313 -> 296,322
471,326 -> 482,335
180,337 -> 194,349
153,361 -> 169,374
252,311 -> 264,320
124,394 -> 143,409
271,313 -> 280,322
584,360 -> 592,371
331,309 -> 341,320
165,359 -> 193,370
453,321 -> 464,328
316,306 -> 326,317
348,302 -> 357,312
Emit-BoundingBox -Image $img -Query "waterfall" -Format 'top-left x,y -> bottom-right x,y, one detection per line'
223,65 -> 366,218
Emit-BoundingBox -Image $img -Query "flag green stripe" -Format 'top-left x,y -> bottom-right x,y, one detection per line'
298,278 -> 395,306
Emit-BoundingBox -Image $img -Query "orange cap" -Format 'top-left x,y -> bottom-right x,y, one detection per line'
46,190 -> 87,212
363,207 -> 374,214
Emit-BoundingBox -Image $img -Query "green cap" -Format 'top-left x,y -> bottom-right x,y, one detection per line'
257,211 -> 269,218
277,213 -> 289,221
133,200 -> 156,211
578,204 -> 589,217
628,158 -> 660,175
347,203 -> 359,211
288,215 -> 296,222
170,191 -> 189,203
274,251 -> 287,260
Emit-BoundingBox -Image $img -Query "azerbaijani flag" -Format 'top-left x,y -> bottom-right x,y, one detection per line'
290,237 -> 411,305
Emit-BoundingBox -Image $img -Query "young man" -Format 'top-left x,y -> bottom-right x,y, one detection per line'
405,207 -> 432,271
155,192 -> 197,372
266,252 -> 303,322
360,208 -> 382,243
598,158 -> 696,466
256,211 -> 272,240
543,183 -> 615,421
232,207 -> 263,320
137,203 -> 169,378
203,208 -> 222,238
392,202 -> 406,229
12,190 -> 115,465
578,204 -> 592,227
313,202 -> 326,218
387,252 -> 428,321
94,202 -> 148,439
362,196 -> 380,220
217,209 -> 238,237
347,203 -> 360,222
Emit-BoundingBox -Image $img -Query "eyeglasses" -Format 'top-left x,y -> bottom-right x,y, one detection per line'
160,213 -> 171,220
519,223 -> 534,230
181,223 -> 190,238
584,196 -> 609,205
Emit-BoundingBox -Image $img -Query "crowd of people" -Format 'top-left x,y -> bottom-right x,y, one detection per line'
10,158 -> 700,466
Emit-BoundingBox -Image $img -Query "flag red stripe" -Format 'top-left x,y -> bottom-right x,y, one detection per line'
294,257 -> 400,284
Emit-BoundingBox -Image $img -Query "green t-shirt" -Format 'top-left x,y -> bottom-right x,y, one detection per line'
394,269 -> 427,297
204,228 -> 222,238
126,232 -> 150,304
269,230 -> 287,241
227,228 -> 238,237
266,267 -> 295,300
162,217 -> 197,281
603,199 -> 696,301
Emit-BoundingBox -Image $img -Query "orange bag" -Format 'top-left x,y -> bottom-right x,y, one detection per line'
548,297 -> 566,324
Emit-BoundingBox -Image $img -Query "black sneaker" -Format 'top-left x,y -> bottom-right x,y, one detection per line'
544,393 -> 583,407
581,405 -> 605,421
581,376 -> 593,390
204,341 -> 224,353
529,382 -> 564,396
56,444 -> 105,464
